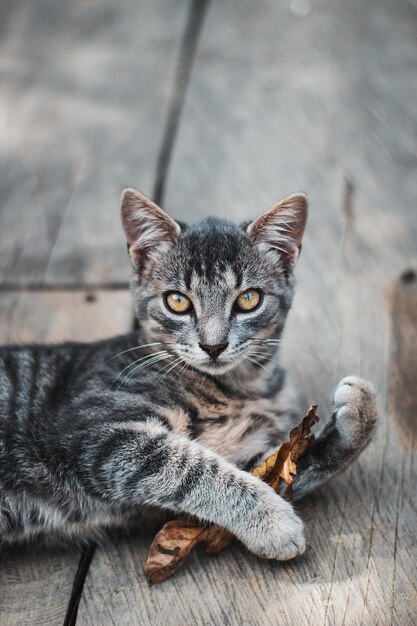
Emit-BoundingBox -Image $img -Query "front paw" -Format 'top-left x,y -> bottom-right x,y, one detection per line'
333,376 -> 378,447
236,485 -> 305,561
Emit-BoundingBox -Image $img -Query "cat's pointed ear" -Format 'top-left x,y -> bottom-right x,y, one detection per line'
121,188 -> 181,268
247,193 -> 308,267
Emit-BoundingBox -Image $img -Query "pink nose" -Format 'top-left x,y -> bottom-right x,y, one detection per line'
199,343 -> 228,359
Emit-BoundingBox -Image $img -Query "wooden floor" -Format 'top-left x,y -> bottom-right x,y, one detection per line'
0,0 -> 416,624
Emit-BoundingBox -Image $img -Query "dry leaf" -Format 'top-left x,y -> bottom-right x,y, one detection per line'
252,404 -> 319,499
145,405 -> 319,584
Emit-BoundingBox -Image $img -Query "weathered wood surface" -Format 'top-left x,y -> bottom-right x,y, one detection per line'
0,0 -> 188,286
0,543 -> 80,626
0,290 -> 131,625
78,0 -> 417,625
1,0 -> 416,624
386,272 -> 417,450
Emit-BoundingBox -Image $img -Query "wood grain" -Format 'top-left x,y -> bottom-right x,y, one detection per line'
78,0 -> 417,624
0,289 -> 131,626
0,0 -> 188,286
386,271 -> 417,450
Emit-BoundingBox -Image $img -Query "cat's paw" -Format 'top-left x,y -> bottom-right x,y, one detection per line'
333,376 -> 378,447
237,485 -> 305,561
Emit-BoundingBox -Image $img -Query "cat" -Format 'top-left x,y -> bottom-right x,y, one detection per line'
0,189 -> 378,561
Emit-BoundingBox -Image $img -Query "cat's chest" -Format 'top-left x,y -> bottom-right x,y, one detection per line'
167,378 -> 297,466
197,396 -> 292,465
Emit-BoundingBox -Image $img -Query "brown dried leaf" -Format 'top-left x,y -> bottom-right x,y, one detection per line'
251,404 -> 318,499
144,519 -> 236,584
145,405 -> 319,584
144,519 -> 211,584
201,525 -> 235,555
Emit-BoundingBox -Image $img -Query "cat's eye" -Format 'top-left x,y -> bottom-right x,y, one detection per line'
165,292 -> 192,314
235,289 -> 262,312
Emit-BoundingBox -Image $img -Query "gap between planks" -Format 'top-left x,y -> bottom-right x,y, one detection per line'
63,0 -> 211,623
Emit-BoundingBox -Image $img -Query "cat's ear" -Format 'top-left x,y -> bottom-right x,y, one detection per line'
247,193 -> 308,267
121,188 -> 181,269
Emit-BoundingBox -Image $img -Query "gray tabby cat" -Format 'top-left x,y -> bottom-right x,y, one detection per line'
0,189 -> 378,560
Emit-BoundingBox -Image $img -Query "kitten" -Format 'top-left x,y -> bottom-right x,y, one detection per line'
0,189 -> 378,560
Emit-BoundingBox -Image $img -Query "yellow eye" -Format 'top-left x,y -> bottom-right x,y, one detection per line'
165,292 -> 192,314
235,289 -> 262,312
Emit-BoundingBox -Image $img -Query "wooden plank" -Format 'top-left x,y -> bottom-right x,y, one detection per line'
386,271 -> 417,451
166,7 -> 417,624
0,289 -> 131,626
0,290 -> 133,345
78,0 -> 417,624
1,544 -> 81,626
385,272 -> 417,626
0,0 -> 189,286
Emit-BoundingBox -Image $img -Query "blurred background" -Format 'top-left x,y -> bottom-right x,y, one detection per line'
1,0 -> 416,405
0,1 -> 416,625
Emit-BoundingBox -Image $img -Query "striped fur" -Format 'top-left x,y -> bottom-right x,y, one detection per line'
0,191 -> 378,561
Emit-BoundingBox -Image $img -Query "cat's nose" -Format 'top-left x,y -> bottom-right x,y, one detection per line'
199,343 -> 229,359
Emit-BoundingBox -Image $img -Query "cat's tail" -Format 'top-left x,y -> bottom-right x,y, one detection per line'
291,376 -> 379,500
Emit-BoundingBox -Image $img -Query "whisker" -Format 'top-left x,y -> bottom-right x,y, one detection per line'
107,341 -> 177,363
252,338 -> 306,348
238,360 -> 248,377
119,354 -> 172,390
247,344 -> 277,354
177,359 -> 190,380
197,369 -> 208,389
244,355 -> 273,376
252,338 -> 332,373
227,369 -> 236,387
158,356 -> 185,382
117,353 -> 171,390
247,351 -> 279,363
117,354 -> 169,390
252,338 -> 321,360
156,356 -> 182,378
106,342 -> 163,363
112,350 -> 169,386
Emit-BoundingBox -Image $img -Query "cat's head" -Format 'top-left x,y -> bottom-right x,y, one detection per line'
121,189 -> 308,375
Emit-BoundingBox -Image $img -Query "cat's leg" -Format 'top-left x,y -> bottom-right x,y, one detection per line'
78,419 -> 305,560
291,376 -> 378,500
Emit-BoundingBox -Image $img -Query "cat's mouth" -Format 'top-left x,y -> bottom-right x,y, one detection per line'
195,359 -> 237,374
173,340 -> 268,376
191,361 -> 239,375
179,350 -> 245,376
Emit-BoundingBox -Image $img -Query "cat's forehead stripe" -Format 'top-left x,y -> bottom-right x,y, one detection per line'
189,267 -> 239,294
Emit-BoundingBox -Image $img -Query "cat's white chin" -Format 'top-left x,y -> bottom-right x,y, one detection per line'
190,359 -> 241,376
